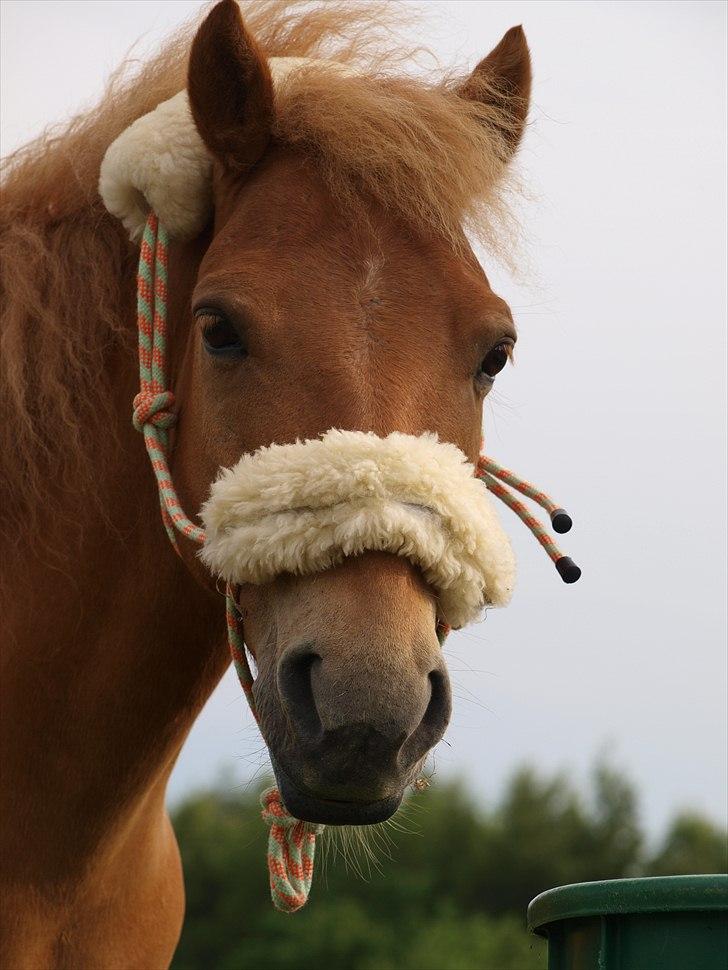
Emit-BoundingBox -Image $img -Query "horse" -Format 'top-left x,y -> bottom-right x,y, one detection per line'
0,0 -> 532,965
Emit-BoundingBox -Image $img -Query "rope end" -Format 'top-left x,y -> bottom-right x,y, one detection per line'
555,556 -> 581,584
550,508 -> 572,534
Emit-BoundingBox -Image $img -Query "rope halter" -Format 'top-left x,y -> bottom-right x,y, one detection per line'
133,211 -> 581,912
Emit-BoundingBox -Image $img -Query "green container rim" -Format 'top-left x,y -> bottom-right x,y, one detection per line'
528,874 -> 728,936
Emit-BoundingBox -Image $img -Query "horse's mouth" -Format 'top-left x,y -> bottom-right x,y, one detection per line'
272,761 -> 403,825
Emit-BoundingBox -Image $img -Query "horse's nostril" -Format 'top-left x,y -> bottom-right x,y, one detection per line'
399,666 -> 452,769
423,669 -> 451,737
277,645 -> 323,742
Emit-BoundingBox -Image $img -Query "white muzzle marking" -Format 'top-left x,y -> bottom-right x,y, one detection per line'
200,429 -> 515,629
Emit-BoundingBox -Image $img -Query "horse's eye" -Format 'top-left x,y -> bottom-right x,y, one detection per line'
198,311 -> 247,357
477,341 -> 514,386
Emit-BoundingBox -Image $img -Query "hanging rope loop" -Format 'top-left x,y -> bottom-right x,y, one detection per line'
261,787 -> 324,913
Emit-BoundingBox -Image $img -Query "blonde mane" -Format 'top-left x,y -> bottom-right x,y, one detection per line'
0,0 -> 520,529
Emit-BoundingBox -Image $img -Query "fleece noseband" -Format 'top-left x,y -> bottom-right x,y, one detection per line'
200,428 -> 516,630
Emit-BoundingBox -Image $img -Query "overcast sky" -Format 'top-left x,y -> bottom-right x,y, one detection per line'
2,0 -> 726,839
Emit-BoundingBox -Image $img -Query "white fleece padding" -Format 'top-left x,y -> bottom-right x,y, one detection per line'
99,58 -> 320,241
200,430 -> 515,628
99,91 -> 211,242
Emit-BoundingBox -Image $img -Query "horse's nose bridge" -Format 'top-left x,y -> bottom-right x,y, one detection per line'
317,549 -> 437,630
274,550 -> 439,658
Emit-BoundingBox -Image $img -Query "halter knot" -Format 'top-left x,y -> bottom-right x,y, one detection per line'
260,787 -> 323,913
132,389 -> 177,432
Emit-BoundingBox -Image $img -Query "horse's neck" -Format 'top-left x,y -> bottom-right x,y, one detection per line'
1,324 -> 225,882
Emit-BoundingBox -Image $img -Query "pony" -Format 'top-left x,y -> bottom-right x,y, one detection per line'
0,0 -> 531,965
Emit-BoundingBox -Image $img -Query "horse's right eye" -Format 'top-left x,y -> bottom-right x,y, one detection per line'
475,339 -> 514,390
197,311 -> 247,358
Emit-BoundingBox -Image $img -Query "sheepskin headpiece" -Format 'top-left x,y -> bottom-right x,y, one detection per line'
200,430 -> 515,629
99,58 -> 321,242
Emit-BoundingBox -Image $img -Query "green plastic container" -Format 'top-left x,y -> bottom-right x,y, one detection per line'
528,875 -> 728,970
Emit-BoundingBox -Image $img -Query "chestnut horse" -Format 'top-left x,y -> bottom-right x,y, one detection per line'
0,1 -> 530,966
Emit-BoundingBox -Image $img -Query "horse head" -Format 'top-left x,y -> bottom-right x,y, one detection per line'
105,0 -> 532,826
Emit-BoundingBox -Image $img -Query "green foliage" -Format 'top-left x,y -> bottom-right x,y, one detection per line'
647,812 -> 728,876
170,762 -> 726,970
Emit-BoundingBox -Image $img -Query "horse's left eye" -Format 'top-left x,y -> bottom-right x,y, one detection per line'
477,341 -> 514,385
198,312 -> 247,357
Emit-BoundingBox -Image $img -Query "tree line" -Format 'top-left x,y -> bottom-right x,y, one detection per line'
171,760 -> 727,970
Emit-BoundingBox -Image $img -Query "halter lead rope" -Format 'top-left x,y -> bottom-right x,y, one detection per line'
134,213 -> 317,912
133,212 -> 580,912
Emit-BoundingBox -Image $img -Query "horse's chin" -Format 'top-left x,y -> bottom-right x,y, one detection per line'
272,761 -> 403,826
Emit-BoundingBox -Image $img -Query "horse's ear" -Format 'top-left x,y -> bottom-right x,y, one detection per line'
459,25 -> 532,157
187,0 -> 273,173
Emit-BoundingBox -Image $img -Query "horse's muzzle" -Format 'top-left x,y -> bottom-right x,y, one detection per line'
267,636 -> 452,824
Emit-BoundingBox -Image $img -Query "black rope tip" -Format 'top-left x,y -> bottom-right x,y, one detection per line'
555,556 -> 581,584
551,508 -> 572,534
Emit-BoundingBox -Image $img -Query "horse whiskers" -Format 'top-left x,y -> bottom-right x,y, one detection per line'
321,821 -> 393,880
381,814 -> 422,837
317,784 -> 443,881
